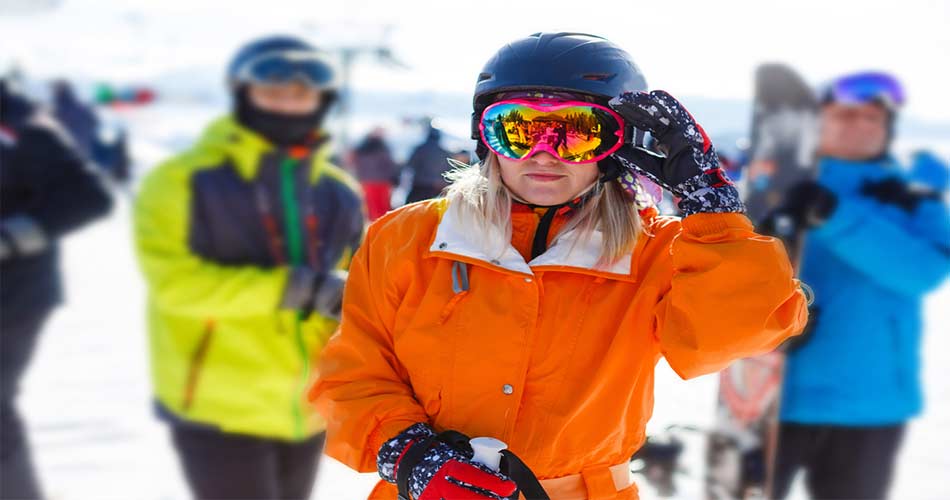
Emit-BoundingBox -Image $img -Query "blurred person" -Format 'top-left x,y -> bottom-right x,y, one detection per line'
133,35 -> 364,500
404,124 -> 452,203
1,79 -> 113,500
349,127 -> 399,220
51,80 -> 99,161
92,127 -> 132,184
769,71 -> 950,499
309,32 -> 807,500
553,121 -> 568,153
52,80 -> 132,184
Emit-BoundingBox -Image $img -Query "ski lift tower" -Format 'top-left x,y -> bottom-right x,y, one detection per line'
315,25 -> 409,150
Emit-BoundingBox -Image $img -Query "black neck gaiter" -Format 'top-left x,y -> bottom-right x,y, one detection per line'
234,88 -> 329,147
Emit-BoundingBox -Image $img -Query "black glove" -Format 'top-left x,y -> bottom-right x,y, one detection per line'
0,214 -> 48,261
607,90 -> 744,216
281,267 -> 347,320
861,176 -> 940,214
760,181 -> 837,237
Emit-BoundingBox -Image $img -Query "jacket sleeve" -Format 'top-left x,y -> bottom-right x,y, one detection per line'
654,213 -> 808,379
134,158 -> 290,319
308,219 -> 429,473
11,120 -> 113,237
809,194 -> 950,297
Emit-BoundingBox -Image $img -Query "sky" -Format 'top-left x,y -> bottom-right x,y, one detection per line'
1,0 -> 949,120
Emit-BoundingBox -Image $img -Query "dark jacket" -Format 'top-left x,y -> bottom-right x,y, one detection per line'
1,82 -> 113,321
52,83 -> 100,160
406,129 -> 451,188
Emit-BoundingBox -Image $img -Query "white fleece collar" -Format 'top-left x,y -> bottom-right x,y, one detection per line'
428,200 -> 634,279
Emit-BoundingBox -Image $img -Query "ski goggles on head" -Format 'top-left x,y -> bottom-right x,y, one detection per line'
822,71 -> 905,110
479,98 -> 626,164
234,49 -> 337,89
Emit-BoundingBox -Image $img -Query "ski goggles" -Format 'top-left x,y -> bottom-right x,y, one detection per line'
478,99 -> 626,164
822,71 -> 905,110
234,49 -> 337,89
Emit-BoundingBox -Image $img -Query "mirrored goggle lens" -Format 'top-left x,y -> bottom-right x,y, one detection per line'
480,102 -> 623,163
829,72 -> 905,108
241,51 -> 335,88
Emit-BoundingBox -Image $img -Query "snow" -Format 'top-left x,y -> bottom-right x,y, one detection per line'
12,100 -> 949,500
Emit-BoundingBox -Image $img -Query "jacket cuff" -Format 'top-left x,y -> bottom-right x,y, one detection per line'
369,418 -> 427,462
681,212 -> 754,237
376,422 -> 434,483
676,176 -> 746,216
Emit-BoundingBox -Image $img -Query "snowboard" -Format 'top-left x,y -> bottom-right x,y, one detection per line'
705,63 -> 819,500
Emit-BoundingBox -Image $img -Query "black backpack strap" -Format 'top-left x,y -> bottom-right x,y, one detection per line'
500,449 -> 550,500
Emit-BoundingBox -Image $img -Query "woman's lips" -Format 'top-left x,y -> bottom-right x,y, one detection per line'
525,173 -> 565,182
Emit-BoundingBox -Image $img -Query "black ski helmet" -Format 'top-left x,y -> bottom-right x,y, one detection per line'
471,32 -> 648,149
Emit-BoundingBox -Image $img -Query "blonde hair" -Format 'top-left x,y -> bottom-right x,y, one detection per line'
443,154 -> 642,266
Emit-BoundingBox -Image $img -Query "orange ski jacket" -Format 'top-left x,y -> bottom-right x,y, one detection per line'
310,198 -> 807,499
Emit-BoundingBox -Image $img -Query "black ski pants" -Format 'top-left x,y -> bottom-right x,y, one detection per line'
772,422 -> 906,499
1,310 -> 50,500
170,423 -> 325,500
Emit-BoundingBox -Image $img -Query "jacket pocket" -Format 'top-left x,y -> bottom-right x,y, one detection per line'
182,319 -> 216,412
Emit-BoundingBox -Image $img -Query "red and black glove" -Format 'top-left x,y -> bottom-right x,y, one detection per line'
607,90 -> 744,216
378,423 -> 517,500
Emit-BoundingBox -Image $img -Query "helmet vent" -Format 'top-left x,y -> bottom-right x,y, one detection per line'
477,72 -> 493,82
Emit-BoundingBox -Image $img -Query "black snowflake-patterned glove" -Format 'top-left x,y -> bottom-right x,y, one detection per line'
608,90 -> 744,216
377,423 -> 517,500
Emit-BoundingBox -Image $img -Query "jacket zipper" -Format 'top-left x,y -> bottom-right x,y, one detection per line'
279,156 -> 310,439
182,319 -> 216,411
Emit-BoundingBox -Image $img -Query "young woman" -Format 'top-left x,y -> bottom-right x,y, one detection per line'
310,32 -> 807,500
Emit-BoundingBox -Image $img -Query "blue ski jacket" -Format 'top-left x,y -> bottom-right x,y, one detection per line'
781,155 -> 950,426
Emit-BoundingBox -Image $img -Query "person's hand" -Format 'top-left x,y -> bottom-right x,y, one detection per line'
607,90 -> 744,216
759,181 -> 837,236
378,423 -> 517,500
0,215 -> 48,261
861,177 -> 940,214
281,268 -> 347,320
310,269 -> 346,320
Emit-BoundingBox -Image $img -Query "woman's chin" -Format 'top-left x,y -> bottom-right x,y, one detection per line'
518,190 -> 574,206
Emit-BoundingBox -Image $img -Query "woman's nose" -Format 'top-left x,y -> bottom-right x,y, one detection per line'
529,151 -> 560,165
